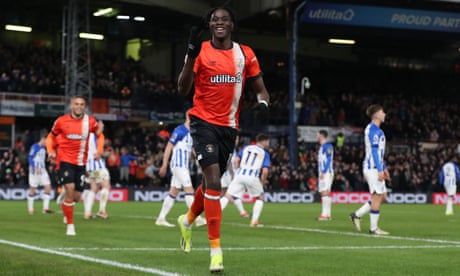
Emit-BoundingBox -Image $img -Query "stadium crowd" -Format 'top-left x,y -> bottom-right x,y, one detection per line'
0,43 -> 458,193
1,122 -> 455,195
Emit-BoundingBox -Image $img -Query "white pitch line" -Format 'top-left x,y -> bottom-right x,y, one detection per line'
224,222 -> 460,246
0,239 -> 184,276
55,244 -> 460,251
90,212 -> 460,246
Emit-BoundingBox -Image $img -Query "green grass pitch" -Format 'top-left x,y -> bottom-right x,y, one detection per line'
0,200 -> 459,275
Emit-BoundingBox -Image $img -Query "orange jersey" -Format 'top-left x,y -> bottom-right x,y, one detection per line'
190,41 -> 262,129
48,114 -> 100,166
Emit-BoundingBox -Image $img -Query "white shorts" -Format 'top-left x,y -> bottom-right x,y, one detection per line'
444,184 -> 457,196
318,173 -> 334,192
226,174 -> 264,198
363,169 -> 387,195
87,168 -> 110,184
29,172 -> 51,188
170,167 -> 192,189
220,170 -> 232,189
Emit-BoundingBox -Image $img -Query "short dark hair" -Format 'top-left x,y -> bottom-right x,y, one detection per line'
256,133 -> 269,142
319,130 -> 328,138
70,95 -> 87,104
204,6 -> 237,26
366,104 -> 383,118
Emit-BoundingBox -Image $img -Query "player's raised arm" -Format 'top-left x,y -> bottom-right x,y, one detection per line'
178,26 -> 204,95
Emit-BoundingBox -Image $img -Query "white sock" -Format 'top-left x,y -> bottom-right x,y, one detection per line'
251,199 -> 264,224
99,188 -> 109,212
84,191 -> 95,215
447,197 -> 453,213
220,196 -> 229,210
158,194 -> 175,220
184,193 -> 194,209
233,197 -> 246,214
322,195 -> 331,217
356,201 -> 371,218
27,194 -> 35,211
210,248 -> 222,256
370,210 -> 380,231
42,193 -> 50,210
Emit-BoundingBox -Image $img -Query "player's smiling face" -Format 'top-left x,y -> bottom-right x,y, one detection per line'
209,9 -> 233,40
70,97 -> 86,118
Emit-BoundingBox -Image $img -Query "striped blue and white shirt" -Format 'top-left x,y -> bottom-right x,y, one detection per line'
169,124 -> 193,170
439,161 -> 460,186
236,144 -> 271,177
28,142 -> 47,173
363,122 -> 386,171
86,133 -> 106,171
318,142 -> 333,175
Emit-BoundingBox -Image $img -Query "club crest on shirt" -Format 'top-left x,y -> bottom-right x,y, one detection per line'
205,144 -> 215,153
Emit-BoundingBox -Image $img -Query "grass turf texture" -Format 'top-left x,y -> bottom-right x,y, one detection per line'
0,200 -> 459,275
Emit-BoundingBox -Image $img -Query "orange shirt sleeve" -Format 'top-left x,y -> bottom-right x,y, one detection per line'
46,133 -> 56,155
46,117 -> 61,155
241,44 -> 262,79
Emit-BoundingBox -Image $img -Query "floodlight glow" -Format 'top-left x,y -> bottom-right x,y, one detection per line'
93,8 -> 113,17
79,32 -> 104,40
328,38 -> 356,45
116,15 -> 130,20
5,24 -> 32,32
134,16 -> 145,22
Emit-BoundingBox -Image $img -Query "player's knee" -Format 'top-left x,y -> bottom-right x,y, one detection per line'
205,178 -> 222,191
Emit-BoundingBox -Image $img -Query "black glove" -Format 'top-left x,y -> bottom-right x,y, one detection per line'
186,26 -> 203,58
254,102 -> 269,124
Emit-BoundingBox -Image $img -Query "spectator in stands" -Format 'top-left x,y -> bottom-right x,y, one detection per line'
145,157 -> 160,187
106,146 -> 121,186
119,146 -> 138,186
135,156 -> 147,188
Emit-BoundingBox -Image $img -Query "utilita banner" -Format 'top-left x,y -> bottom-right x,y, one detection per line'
302,2 -> 460,33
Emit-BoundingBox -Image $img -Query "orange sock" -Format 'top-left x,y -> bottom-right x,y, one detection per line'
210,238 -> 221,249
204,189 -> 222,241
187,184 -> 204,224
62,200 -> 75,225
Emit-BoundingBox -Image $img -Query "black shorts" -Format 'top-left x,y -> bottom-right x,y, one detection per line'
57,161 -> 86,192
190,116 -> 237,175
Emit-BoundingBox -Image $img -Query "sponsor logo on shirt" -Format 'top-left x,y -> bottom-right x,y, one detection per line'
210,73 -> 242,84
67,134 -> 85,139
